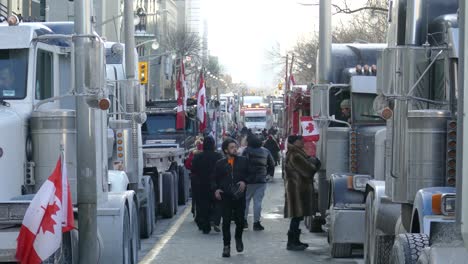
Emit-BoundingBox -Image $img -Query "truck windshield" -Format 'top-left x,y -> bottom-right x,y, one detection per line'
0,49 -> 28,100
245,116 -> 266,122
352,93 -> 384,123
143,114 -> 176,134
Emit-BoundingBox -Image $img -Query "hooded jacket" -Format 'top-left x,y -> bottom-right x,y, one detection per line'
242,135 -> 275,183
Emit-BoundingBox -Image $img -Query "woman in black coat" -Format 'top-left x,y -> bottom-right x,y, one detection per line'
191,136 -> 224,233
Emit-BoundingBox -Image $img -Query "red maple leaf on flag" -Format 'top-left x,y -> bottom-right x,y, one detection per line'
40,202 -> 60,234
305,122 -> 314,133
199,94 -> 205,107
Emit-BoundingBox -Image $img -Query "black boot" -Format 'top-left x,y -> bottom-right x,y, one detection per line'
286,231 -> 307,251
235,238 -> 244,252
295,229 -> 309,248
253,221 -> 265,231
222,246 -> 230,258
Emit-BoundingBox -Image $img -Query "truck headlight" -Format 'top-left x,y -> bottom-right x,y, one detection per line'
441,193 -> 456,216
432,193 -> 456,216
348,174 -> 371,192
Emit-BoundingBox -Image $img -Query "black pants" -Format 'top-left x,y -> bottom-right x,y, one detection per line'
289,216 -> 304,232
211,201 -> 222,226
222,196 -> 246,246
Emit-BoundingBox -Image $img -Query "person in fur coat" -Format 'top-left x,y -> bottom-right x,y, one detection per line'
284,135 -> 321,251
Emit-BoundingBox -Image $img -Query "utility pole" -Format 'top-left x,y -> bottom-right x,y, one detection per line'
75,0 -> 99,262
316,0 -> 332,218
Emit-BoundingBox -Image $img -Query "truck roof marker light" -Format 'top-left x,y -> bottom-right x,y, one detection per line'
355,65 -> 363,75
371,64 -> 377,75
363,65 -> 370,75
432,193 -> 443,215
7,15 -> 19,26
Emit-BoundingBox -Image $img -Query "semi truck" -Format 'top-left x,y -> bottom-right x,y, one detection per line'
0,1 -> 187,262
362,0 -> 465,263
309,43 -> 386,257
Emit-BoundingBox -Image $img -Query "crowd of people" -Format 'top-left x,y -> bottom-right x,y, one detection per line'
185,127 -> 320,258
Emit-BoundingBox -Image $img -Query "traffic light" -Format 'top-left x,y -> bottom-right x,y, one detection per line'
138,61 -> 148,84
278,83 -> 283,90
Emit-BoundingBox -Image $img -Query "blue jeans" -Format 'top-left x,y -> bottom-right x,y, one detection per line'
245,183 -> 267,222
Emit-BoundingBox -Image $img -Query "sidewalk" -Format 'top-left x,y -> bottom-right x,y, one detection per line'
139,168 -> 363,264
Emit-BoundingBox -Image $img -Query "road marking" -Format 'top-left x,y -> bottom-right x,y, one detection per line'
139,205 -> 192,264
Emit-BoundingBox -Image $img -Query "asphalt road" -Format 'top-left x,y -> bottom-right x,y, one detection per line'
138,167 -> 364,264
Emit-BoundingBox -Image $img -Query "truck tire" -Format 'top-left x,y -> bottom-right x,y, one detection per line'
172,170 -> 179,215
160,172 -> 175,218
178,165 -> 189,205
144,167 -> 160,220
390,233 -> 429,264
123,205 -> 132,264
130,200 -> 139,263
140,177 -> 155,238
331,243 -> 352,258
376,235 -> 394,264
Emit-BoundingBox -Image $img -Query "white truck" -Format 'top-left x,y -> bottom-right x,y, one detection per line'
240,107 -> 273,134
0,2 -> 187,262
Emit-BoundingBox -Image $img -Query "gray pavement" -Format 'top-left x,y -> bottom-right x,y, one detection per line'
138,168 -> 364,264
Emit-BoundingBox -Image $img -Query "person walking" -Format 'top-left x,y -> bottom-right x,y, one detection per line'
263,135 -> 281,166
214,138 -> 249,258
243,134 -> 275,231
284,135 -> 321,251
191,136 -> 224,234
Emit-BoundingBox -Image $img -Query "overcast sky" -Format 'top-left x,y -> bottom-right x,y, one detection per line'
202,0 -> 368,88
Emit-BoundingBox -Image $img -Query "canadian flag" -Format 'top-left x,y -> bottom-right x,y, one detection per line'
176,61 -> 186,130
300,116 -> 320,142
289,73 -> 296,89
16,157 -> 74,264
197,73 -> 207,132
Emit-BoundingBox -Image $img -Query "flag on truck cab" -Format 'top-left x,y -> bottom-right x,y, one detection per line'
16,157 -> 74,264
300,116 -> 319,141
197,73 -> 207,132
176,61 -> 186,130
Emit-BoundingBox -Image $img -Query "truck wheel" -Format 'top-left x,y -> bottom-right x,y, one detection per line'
172,170 -> 179,215
376,235 -> 394,264
140,177 -> 155,238
160,172 -> 175,218
130,201 -> 139,263
331,243 -> 352,258
178,166 -> 187,205
123,205 -> 132,264
390,233 -> 429,264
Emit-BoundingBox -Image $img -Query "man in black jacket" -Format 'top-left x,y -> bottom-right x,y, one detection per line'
192,136 -> 224,234
243,134 -> 275,231
214,138 -> 249,258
